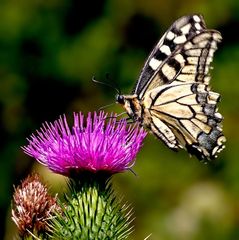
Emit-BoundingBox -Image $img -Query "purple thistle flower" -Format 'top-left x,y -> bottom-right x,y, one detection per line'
22,112 -> 146,176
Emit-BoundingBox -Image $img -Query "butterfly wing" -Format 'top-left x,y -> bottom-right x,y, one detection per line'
142,29 -> 225,160
134,14 -> 207,98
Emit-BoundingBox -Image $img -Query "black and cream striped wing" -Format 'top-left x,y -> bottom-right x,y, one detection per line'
134,14 -> 206,98
144,82 -> 225,160
142,29 -> 225,160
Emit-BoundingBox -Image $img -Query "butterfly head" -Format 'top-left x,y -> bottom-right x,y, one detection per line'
116,94 -> 142,121
116,94 -> 125,105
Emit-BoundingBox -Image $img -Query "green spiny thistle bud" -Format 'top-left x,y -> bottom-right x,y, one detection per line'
51,173 -> 134,240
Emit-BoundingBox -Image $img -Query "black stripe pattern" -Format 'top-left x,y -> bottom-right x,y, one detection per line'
134,14 -> 206,96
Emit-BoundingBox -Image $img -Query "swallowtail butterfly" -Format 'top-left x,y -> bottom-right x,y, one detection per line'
116,14 -> 225,161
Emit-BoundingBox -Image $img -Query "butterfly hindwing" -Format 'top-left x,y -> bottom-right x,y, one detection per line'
143,81 -> 225,159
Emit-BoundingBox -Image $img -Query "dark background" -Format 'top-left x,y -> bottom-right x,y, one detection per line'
1,0 -> 239,239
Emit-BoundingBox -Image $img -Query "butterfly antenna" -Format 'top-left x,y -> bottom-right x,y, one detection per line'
92,76 -> 121,95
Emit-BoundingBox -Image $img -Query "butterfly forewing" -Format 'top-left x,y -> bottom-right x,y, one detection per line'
181,31 -> 222,84
141,30 -> 222,95
134,14 -> 207,97
138,30 -> 221,100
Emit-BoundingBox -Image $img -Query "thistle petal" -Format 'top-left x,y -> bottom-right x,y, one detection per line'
22,112 -> 146,176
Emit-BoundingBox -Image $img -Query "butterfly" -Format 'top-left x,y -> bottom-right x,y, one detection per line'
116,14 -> 226,161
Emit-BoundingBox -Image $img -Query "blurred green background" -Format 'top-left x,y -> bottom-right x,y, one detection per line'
1,0 -> 239,239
